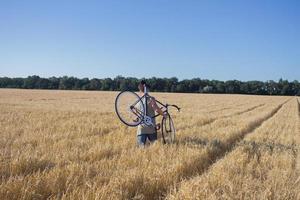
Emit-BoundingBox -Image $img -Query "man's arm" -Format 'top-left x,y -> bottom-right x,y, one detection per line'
149,97 -> 166,117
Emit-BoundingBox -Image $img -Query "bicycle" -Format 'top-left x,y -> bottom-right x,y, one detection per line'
115,85 -> 180,144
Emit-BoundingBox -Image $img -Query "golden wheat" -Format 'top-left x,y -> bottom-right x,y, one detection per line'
167,98 -> 300,200
0,89 -> 298,200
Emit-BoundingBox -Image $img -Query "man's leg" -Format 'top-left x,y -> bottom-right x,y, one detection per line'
147,132 -> 158,143
137,134 -> 147,147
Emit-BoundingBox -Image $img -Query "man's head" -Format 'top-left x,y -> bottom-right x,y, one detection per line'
138,80 -> 148,93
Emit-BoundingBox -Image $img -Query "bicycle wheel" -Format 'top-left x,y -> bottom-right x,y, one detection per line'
115,91 -> 145,127
161,114 -> 176,144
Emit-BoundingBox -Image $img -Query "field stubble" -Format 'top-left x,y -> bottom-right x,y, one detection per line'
0,89 -> 298,199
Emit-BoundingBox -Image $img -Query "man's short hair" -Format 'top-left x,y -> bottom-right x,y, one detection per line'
140,80 -> 150,88
140,80 -> 146,85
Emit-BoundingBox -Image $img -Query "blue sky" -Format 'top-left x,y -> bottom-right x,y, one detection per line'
0,0 -> 299,81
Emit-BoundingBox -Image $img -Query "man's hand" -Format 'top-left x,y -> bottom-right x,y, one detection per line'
155,123 -> 161,130
133,118 -> 139,122
162,113 -> 168,119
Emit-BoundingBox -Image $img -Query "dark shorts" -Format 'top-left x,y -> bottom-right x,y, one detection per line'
137,133 -> 157,147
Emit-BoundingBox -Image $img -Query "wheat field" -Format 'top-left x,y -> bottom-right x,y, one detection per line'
0,89 -> 299,200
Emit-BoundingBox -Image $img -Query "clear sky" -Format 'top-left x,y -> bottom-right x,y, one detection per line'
0,0 -> 299,81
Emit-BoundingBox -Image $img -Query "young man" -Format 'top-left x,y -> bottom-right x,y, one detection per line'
137,80 -> 166,147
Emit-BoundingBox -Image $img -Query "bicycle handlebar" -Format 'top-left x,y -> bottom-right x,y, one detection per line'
166,104 -> 181,112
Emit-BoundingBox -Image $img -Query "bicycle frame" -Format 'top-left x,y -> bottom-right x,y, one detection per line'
130,85 -> 180,127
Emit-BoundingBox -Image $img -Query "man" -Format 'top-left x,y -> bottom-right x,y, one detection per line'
137,80 -> 166,147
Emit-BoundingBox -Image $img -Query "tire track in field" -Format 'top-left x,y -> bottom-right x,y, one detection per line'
164,99 -> 291,197
180,103 -> 265,131
197,101 -> 247,113
209,103 -> 247,113
200,99 -> 290,167
146,100 -> 289,199
165,99 -> 297,200
223,103 -> 265,118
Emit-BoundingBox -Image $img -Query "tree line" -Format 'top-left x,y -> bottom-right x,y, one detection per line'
0,75 -> 299,96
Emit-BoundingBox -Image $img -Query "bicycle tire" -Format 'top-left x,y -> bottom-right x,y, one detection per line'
161,114 -> 176,144
115,91 -> 145,127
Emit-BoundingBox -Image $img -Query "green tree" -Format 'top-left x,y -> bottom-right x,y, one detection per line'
90,78 -> 101,90
23,75 -> 40,89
